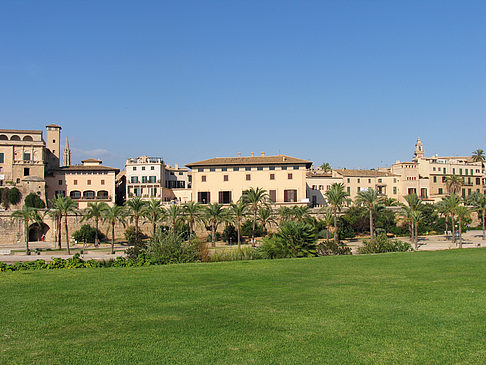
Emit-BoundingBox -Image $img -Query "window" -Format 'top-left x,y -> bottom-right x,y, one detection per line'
70,191 -> 81,199
130,176 -> 138,183
224,175 -> 228,181
284,189 -> 297,202
179,172 -> 183,176
246,174 -> 251,181
0,153 -> 3,163
74,180 -> 78,185
393,187 -> 397,194
443,168 -> 446,174
58,180 -> 62,185
151,166 -> 155,170
438,188 -> 443,194
269,166 -> 275,171
233,167 -> 239,171
218,191 -> 232,204
270,173 -> 275,180
245,167 -> 251,171
357,187 -> 361,192
133,167 -> 137,171
197,192 -> 210,204
201,175 -> 206,182
477,178 -> 481,185
347,187 -> 350,194
142,166 -> 145,171
378,179 -> 382,183
222,167 -> 227,172
210,168 -> 215,172
23,153 -> 31,161
142,176 -> 148,183
347,178 -> 350,183
293,166 -> 299,170
312,185 -> 317,190
460,169 -> 463,175
269,190 -> 276,202
281,166 -> 287,170
319,185 -> 324,190
83,190 -> 95,199
368,179 -> 371,183
433,176 -> 437,183
148,176 -> 156,183
433,167 -> 436,171
101,179 -> 105,185
357,178 -> 360,183
257,167 -> 263,171
288,173 -> 293,180
87,180 -> 91,185
198,168 -> 204,172
24,168 -> 30,176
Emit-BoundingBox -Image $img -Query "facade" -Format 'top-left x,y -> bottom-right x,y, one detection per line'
125,156 -> 165,200
334,169 -> 400,201
46,159 -> 118,209
306,171 -> 342,207
186,153 -> 312,205
164,164 -> 192,203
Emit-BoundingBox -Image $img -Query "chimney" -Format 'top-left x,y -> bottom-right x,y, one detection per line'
175,163 -> 179,169
251,152 -> 254,157
261,152 -> 265,157
282,156 -> 286,161
238,152 -> 241,157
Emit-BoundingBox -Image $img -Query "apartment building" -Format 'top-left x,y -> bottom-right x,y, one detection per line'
186,153 -> 312,205
164,164 -> 192,203
46,159 -> 118,209
125,156 -> 165,200
306,171 -> 342,207
334,169 -> 400,201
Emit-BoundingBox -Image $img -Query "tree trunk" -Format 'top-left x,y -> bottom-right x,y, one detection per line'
58,215 -> 62,249
135,216 -> 139,236
211,224 -> 216,248
95,218 -> 99,247
445,216 -> 449,240
482,209 -> 485,241
25,221 -> 30,254
153,220 -> 156,237
333,209 -> 338,245
452,216 -> 456,244
369,207 -> 374,238
414,221 -> 418,250
237,220 -> 241,249
65,215 -> 70,255
252,209 -> 257,247
112,222 -> 115,254
459,218 -> 463,248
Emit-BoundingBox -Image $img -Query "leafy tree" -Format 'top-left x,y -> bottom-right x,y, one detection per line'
103,205 -> 127,254
468,192 -> 486,240
319,207 -> 334,242
203,203 -> 227,247
166,204 -> 183,232
355,188 -> 383,237
82,202 -> 108,247
72,224 -> 106,244
8,187 -> 21,205
125,197 -> 146,237
242,187 -> 269,246
325,183 -> 350,245
228,200 -> 248,248
440,194 -> 462,243
11,205 -> 42,254
143,199 -> 165,237
455,205 -> 471,248
24,193 -> 45,209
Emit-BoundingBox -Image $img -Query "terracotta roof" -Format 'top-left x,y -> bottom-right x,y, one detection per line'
0,129 -> 43,134
81,158 -> 102,163
333,169 -> 396,177
55,165 -> 119,172
186,155 -> 312,168
165,166 -> 189,171
306,171 -> 333,177
46,123 -> 62,128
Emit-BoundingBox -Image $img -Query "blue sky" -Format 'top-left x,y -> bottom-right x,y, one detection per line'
1,0 -> 485,170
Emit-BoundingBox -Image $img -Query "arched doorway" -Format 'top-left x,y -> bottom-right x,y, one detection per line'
29,223 -> 50,242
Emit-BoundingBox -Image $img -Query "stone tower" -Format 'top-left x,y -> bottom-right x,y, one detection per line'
45,123 -> 62,170
413,137 -> 424,160
63,137 -> 71,167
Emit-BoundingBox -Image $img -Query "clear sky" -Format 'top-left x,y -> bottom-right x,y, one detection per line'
1,0 -> 485,170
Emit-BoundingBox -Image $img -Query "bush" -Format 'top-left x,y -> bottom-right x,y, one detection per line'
358,234 -> 412,254
317,240 -> 352,256
206,232 -> 222,242
209,246 -> 260,262
8,187 -> 21,205
24,193 -> 45,208
258,221 -> 318,259
72,224 -> 106,243
1,188 -> 10,209
145,231 -> 202,264
124,226 -> 147,244
241,220 -> 266,237
222,224 -> 239,244
125,240 -> 148,260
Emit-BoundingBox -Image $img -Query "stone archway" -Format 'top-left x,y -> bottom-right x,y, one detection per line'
29,223 -> 50,242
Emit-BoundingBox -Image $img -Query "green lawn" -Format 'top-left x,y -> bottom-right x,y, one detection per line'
1,249 -> 486,364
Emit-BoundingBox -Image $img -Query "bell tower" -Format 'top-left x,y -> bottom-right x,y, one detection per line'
413,137 -> 424,160
45,123 -> 61,170
63,137 -> 71,167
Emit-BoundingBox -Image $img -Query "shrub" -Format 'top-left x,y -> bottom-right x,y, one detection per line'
1,188 -> 10,209
124,226 -> 147,244
258,221 -> 318,259
358,234 -> 412,254
72,224 -> 106,243
145,231 -> 201,264
125,240 -> 148,260
317,240 -> 352,256
222,224 -> 239,244
209,246 -> 260,262
241,220 -> 266,237
8,187 -> 21,205
206,232 -> 222,242
24,193 -> 45,208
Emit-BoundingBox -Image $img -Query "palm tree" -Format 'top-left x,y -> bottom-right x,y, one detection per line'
324,183 -> 350,244
320,162 -> 332,173
472,149 -> 485,163
125,197 -> 146,237
455,205 -> 470,248
203,203 -> 227,247
402,194 -> 423,249
383,197 -> 399,207
11,205 -> 42,254
53,196 -> 78,255
143,199 -> 165,237
166,204 -> 182,232
49,195 -> 65,248
242,187 -> 269,246
277,206 -> 292,224
319,207 -> 334,242
102,205 -> 127,254
228,200 -> 248,248
435,199 -> 451,239
441,194 -> 462,244
183,201 -> 202,235
468,192 -> 486,240
257,206 -> 276,234
355,188 -> 383,238
82,202 -> 108,247
291,205 -> 310,222
445,175 -> 463,195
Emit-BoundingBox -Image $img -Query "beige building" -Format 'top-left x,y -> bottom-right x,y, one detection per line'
306,170 -> 342,207
391,138 -> 485,203
186,153 -> 312,205
164,164 -> 192,203
46,159 -> 118,209
125,156 -> 165,200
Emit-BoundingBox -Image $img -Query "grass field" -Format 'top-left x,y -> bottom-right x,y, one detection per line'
1,249 -> 486,364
